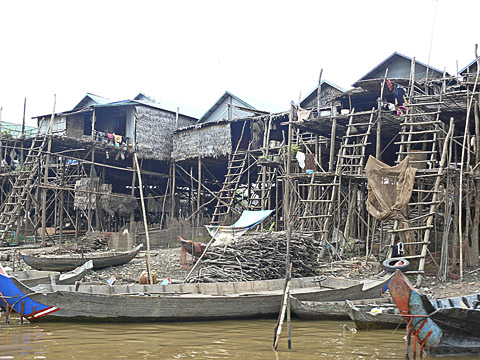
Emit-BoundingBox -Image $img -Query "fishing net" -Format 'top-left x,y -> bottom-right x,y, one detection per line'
365,156 -> 417,249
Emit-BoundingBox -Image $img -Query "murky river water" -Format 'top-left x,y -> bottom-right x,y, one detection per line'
1,315 -> 479,360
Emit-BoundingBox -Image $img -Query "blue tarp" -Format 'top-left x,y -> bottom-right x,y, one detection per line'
231,210 -> 274,229
205,210 -> 274,243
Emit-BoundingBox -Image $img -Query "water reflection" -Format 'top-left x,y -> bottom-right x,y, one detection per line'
1,316 -> 479,360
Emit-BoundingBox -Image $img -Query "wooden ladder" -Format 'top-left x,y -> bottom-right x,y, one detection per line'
210,143 -> 252,225
297,109 -> 374,251
389,78 -> 451,285
0,135 -> 48,241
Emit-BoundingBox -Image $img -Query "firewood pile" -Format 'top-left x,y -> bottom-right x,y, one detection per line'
49,232 -> 108,254
186,231 -> 322,283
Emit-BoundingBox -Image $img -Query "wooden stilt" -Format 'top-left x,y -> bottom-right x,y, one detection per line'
274,104 -> 294,351
41,96 -> 56,246
197,156 -> 202,227
471,96 -> 480,267
134,152 -> 153,285
171,161 -> 176,222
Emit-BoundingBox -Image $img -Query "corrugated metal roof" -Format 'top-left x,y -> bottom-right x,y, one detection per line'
353,52 -> 446,86
0,120 -> 37,137
133,93 -> 201,119
459,58 -> 478,74
197,91 -> 256,123
72,93 -> 111,110
300,80 -> 346,108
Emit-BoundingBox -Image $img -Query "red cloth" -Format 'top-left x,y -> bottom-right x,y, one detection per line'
386,79 -> 393,91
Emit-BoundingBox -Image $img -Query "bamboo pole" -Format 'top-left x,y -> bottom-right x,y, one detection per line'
317,69 -> 323,113
170,161 -> 176,226
133,152 -> 153,285
376,69 -> 388,160
472,96 -> 480,267
59,159 -> 65,243
328,103 -> 337,173
197,156 -> 202,227
16,98 -> 27,242
87,147 -> 95,232
273,103 -> 294,351
41,96 -> 56,246
129,156 -> 137,240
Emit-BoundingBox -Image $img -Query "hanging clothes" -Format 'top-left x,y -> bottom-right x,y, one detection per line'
297,110 -> 312,123
394,85 -> 407,106
386,79 -> 393,91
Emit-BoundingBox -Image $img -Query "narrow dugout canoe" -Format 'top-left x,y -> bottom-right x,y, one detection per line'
344,299 -> 405,330
290,295 -> 394,320
20,244 -> 143,272
10,260 -> 93,287
0,271 -> 392,323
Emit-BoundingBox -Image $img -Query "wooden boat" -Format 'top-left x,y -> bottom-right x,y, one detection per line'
344,299 -> 405,330
389,269 -> 480,356
290,296 -> 394,320
11,260 -> 93,287
0,272 -> 392,322
20,244 -> 143,272
179,236 -> 206,257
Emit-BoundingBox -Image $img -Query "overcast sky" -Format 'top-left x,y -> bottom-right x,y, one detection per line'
1,0 -> 479,127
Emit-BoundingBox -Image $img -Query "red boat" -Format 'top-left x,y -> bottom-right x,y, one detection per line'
388,270 -> 480,357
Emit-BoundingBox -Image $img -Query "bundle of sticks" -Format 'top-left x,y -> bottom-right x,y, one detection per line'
48,232 -> 108,255
186,231 -> 321,283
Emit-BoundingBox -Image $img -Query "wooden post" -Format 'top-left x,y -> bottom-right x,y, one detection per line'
129,156 -> 137,240
171,162 -> 176,222
87,147 -> 95,232
34,157 -> 40,243
190,166 -> 194,239
376,69 -> 388,160
59,159 -> 65,243
175,107 -> 179,129
16,98 -> 27,242
75,158 -> 80,240
328,100 -> 337,172
317,69 -> 323,113
197,156 -> 202,227
91,107 -> 95,140
274,103 -> 294,351
41,96 -> 56,246
471,96 -> 480,267
134,152 -> 153,285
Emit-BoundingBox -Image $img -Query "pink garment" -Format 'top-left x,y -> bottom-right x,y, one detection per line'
386,79 -> 393,91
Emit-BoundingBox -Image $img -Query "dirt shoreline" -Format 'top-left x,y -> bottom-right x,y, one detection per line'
2,245 -> 479,299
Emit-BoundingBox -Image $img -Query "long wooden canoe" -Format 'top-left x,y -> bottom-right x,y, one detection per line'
389,269 -> 480,356
0,273 -> 392,322
20,244 -> 143,272
290,296 -> 394,320
10,260 -> 93,287
344,299 -> 405,330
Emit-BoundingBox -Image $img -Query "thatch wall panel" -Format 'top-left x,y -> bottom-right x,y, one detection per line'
66,114 -> 85,138
135,106 -> 195,161
172,123 -> 232,161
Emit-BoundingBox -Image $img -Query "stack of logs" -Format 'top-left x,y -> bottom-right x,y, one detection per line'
186,231 -> 322,283
49,232 -> 108,254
